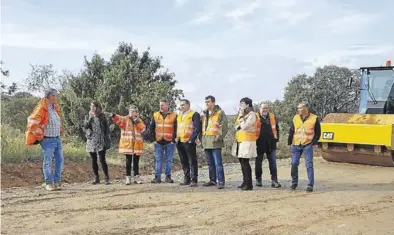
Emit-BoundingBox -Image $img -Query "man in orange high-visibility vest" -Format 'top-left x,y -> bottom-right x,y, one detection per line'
176,99 -> 201,187
255,103 -> 281,188
25,88 -> 64,191
288,101 -> 321,193
149,99 -> 177,184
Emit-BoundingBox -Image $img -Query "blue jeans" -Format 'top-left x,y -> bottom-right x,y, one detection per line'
40,137 -> 64,184
154,143 -> 175,178
291,144 -> 314,186
205,148 -> 225,184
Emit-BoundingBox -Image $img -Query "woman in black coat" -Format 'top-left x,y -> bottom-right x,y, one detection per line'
83,101 -> 111,184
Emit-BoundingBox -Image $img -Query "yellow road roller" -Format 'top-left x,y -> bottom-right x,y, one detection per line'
319,60 -> 394,167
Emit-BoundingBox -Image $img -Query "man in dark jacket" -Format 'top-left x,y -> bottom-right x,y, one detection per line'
255,103 -> 281,188
176,99 -> 201,187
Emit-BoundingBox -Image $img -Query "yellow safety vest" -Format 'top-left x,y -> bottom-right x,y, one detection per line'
153,111 -> 177,142
176,110 -> 195,142
292,114 -> 317,145
202,110 -> 221,136
235,112 -> 258,142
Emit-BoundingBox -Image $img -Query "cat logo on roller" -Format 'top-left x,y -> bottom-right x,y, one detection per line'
322,132 -> 334,140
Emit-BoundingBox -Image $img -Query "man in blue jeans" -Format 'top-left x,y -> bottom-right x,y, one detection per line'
26,89 -> 64,191
288,101 -> 321,192
201,95 -> 228,189
150,99 -> 177,183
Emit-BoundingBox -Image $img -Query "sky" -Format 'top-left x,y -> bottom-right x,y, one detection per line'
1,0 -> 393,114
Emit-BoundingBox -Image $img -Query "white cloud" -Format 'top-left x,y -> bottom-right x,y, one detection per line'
228,73 -> 256,83
224,0 -> 261,19
190,12 -> 215,25
306,44 -> 394,69
174,0 -> 189,8
327,12 -> 382,33
2,0 -> 393,114
175,83 -> 197,93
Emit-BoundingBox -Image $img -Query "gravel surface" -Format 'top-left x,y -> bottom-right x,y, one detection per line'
2,157 -> 394,235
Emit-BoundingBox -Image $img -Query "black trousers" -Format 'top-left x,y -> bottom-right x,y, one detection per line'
125,154 -> 140,176
239,158 -> 253,189
176,142 -> 198,183
255,150 -> 278,181
89,150 -> 109,178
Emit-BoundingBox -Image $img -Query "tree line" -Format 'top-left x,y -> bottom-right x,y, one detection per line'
1,42 -> 361,144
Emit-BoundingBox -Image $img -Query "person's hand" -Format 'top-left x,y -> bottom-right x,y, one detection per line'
239,109 -> 245,117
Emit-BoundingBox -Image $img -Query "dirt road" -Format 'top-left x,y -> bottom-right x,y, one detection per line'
1,157 -> 394,235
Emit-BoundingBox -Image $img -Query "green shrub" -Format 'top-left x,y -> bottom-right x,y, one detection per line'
1,125 -> 88,163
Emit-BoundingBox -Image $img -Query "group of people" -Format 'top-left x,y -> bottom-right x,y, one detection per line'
25,89 -> 321,193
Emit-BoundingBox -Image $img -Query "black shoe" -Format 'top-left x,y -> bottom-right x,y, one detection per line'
180,179 -> 191,186
203,181 -> 216,187
105,177 -> 111,185
241,185 -> 253,191
271,181 -> 281,188
290,184 -> 297,190
92,176 -> 100,185
256,178 -> 263,187
306,185 -> 313,192
217,182 -> 225,189
190,181 -> 198,187
165,176 -> 174,183
237,182 -> 246,188
151,177 -> 162,184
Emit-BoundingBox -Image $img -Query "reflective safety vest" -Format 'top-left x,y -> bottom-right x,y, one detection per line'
113,115 -> 146,155
255,113 -> 261,138
202,110 -> 222,136
292,114 -> 317,146
235,111 -> 258,142
153,111 -> 177,142
177,110 -> 195,142
256,113 -> 278,139
25,98 -> 64,145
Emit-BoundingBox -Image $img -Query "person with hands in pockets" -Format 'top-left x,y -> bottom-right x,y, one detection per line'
150,99 -> 177,184
201,95 -> 228,189
175,99 -> 201,187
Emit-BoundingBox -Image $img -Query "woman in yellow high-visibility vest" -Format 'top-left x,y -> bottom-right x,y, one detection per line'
232,97 -> 258,191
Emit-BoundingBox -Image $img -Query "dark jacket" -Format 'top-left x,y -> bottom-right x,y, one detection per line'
287,114 -> 321,146
200,105 -> 228,149
189,112 -> 201,143
256,113 -> 279,153
84,113 -> 111,150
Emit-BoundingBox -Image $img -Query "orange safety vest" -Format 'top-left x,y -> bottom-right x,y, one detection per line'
113,115 -> 146,155
176,110 -> 195,142
235,111 -> 258,142
202,110 -> 222,136
292,114 -> 317,146
256,113 -> 278,139
25,98 -> 64,145
153,111 -> 177,142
